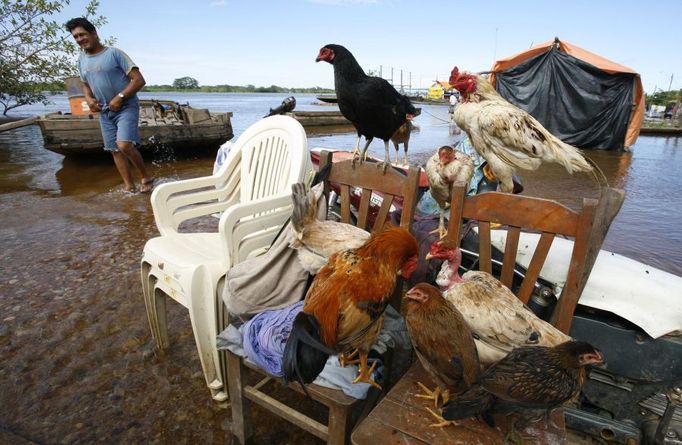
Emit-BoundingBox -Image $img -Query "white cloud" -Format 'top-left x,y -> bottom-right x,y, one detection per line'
210,0 -> 227,6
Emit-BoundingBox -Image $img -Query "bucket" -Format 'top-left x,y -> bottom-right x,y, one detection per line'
64,76 -> 94,116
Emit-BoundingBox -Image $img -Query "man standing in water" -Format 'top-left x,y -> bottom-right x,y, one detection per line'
65,17 -> 154,193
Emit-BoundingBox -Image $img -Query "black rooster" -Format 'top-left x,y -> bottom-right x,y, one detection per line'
316,44 -> 416,171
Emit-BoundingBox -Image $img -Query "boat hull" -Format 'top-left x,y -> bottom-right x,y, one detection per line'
36,102 -> 233,157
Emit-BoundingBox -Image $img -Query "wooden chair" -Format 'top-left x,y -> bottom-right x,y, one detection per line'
446,182 -> 624,333
226,150 -> 421,445
350,183 -> 625,445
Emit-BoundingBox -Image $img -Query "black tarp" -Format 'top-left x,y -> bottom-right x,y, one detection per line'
494,47 -> 635,151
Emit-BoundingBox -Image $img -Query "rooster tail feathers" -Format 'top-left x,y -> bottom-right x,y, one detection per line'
552,139 -> 593,174
282,312 -> 334,388
441,385 -> 494,421
291,183 -> 316,235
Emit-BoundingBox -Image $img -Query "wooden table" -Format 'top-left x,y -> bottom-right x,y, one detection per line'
351,361 -> 567,445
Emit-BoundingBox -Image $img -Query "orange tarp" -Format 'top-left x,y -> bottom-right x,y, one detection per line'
489,39 -> 644,148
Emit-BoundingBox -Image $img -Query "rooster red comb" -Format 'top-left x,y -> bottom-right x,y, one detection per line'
449,66 -> 460,86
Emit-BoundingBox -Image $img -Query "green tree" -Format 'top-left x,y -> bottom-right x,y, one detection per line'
172,76 -> 199,89
0,0 -> 108,115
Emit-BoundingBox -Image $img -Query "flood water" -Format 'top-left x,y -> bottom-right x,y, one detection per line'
0,92 -> 680,444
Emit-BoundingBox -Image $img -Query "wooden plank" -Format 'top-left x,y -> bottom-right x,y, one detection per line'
340,184 -> 352,224
463,192 -> 580,236
0,116 -> 41,133
328,160 -> 419,198
352,362 -> 504,445
357,188 -> 371,230
500,226 -> 520,288
244,385 -> 329,441
226,351 -> 253,444
373,194 -> 393,232
446,183 -> 467,244
478,221 -> 492,274
517,232 -> 555,304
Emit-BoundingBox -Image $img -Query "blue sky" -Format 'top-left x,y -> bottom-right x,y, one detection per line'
57,0 -> 681,94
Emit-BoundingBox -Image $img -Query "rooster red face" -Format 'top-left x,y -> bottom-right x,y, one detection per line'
399,255 -> 419,279
316,47 -> 335,63
449,66 -> 477,99
426,239 -> 461,263
438,145 -> 456,165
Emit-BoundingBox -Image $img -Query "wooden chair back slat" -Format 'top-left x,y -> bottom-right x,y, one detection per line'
500,226 -> 521,288
478,221 -> 492,274
373,194 -> 394,233
446,182 -> 623,334
517,232 -> 555,304
339,184 -> 351,224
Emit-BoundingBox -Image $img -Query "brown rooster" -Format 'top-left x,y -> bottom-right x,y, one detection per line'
283,226 -> 419,389
289,183 -> 370,274
403,283 -> 479,411
449,67 -> 593,193
424,145 -> 474,238
441,341 -> 604,423
427,239 -> 572,367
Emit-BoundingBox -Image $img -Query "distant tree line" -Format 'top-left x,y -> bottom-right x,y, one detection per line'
141,76 -> 333,94
646,89 -> 681,107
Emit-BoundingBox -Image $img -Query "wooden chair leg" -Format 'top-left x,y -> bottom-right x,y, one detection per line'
227,351 -> 253,444
327,404 -> 349,445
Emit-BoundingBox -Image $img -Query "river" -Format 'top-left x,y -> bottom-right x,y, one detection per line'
0,92 -> 680,444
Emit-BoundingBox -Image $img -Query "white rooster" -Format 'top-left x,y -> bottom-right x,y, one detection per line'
449,67 -> 593,193
424,145 -> 474,239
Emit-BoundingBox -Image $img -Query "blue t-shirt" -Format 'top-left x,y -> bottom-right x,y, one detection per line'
78,47 -> 139,106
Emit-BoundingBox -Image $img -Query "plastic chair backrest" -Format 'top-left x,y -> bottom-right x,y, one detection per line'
238,115 -> 310,203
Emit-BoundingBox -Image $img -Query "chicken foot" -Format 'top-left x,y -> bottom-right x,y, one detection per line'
350,351 -> 382,390
428,208 -> 448,239
425,406 -> 460,428
339,349 -> 360,366
415,381 -> 450,408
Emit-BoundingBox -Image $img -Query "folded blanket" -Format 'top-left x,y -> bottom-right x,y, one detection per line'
217,302 -> 410,400
241,300 -> 304,376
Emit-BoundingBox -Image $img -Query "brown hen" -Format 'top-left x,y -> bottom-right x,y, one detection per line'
404,283 -> 480,408
283,226 -> 419,389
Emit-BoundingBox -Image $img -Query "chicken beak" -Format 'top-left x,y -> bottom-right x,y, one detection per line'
315,56 -> 322,62
425,252 -> 434,260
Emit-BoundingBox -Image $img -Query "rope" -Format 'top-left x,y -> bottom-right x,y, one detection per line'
421,108 -> 454,124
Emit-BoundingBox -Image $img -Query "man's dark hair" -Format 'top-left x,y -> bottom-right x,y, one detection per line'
65,17 -> 96,33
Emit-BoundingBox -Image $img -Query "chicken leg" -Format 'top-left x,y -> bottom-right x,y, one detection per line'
351,135 -> 362,159
371,139 -> 390,173
355,137 -> 374,167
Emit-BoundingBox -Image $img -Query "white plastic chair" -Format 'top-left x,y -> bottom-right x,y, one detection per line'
140,115 -> 313,402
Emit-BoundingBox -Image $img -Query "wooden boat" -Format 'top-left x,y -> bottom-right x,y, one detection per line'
286,107 -> 421,130
315,94 -> 338,104
285,110 -> 351,127
36,99 -> 233,156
